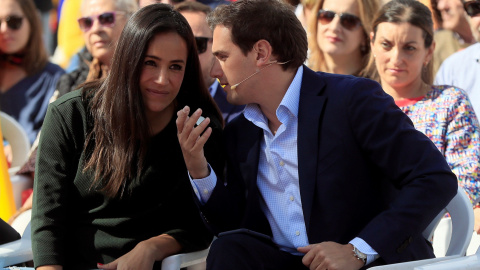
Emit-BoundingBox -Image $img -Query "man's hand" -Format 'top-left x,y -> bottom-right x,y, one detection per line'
298,242 -> 365,270
176,106 -> 212,179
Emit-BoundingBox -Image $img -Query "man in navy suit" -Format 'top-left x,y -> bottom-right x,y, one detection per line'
176,1 -> 244,124
176,0 -> 458,269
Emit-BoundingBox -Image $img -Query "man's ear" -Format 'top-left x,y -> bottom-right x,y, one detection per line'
253,39 -> 274,67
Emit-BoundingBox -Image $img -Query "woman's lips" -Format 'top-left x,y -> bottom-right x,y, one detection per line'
146,88 -> 169,96
387,68 -> 405,74
326,36 -> 342,43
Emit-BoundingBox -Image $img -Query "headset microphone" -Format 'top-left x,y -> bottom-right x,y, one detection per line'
230,60 -> 291,90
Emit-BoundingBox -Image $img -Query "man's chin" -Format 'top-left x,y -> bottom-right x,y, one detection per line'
226,93 -> 244,106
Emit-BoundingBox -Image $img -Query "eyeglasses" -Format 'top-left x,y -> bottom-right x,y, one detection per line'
317,9 -> 362,31
464,1 -> 480,17
0,15 -> 24,30
195,37 -> 213,54
77,11 -> 124,32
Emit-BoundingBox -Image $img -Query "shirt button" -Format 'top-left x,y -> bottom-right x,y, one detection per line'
295,231 -> 300,236
193,188 -> 199,195
203,189 -> 209,194
289,196 -> 294,201
280,161 -> 285,166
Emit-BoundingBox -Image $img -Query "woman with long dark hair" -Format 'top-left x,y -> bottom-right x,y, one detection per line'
32,4 -> 223,269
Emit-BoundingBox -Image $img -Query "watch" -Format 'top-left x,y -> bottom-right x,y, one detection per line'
351,244 -> 367,264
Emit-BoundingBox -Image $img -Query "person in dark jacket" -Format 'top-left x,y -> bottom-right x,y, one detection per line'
32,4 -> 223,269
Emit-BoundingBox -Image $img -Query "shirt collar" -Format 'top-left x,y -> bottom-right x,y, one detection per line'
244,65 -> 303,123
209,80 -> 219,97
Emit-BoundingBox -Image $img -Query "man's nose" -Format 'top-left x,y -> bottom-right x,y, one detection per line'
210,58 -> 223,79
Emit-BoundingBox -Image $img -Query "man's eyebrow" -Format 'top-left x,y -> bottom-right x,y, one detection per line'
213,50 -> 227,57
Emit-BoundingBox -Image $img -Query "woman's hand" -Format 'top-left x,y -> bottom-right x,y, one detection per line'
176,106 -> 212,179
97,234 -> 181,270
96,241 -> 155,270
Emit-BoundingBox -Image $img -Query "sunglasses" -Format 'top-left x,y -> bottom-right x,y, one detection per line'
317,9 -> 362,31
195,37 -> 213,54
464,1 -> 480,17
77,11 -> 124,32
0,15 -> 23,30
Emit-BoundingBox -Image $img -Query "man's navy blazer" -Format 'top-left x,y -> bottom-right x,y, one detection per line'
198,66 -> 457,265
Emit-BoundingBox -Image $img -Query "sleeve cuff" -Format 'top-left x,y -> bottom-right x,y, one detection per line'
349,237 -> 380,265
189,164 -> 217,204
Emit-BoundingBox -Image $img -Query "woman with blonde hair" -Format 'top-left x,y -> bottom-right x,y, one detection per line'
307,0 -> 379,76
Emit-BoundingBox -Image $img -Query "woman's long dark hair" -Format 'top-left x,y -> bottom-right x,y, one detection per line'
82,3 -> 222,198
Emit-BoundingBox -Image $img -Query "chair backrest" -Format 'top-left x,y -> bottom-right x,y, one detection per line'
422,185 -> 474,256
0,112 -> 30,168
369,186 -> 474,269
20,221 -> 31,241
10,209 -> 32,236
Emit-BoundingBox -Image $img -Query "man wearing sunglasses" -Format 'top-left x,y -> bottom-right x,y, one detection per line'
436,0 -> 480,116
177,0 -> 457,269
175,1 -> 244,123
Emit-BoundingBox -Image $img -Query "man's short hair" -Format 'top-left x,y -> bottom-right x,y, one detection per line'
174,1 -> 212,15
207,0 -> 307,70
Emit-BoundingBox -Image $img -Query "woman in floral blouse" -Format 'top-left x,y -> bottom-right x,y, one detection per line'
368,0 -> 480,231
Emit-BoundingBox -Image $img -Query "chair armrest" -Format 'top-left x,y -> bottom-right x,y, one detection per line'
0,238 -> 33,268
161,249 -> 209,270
368,255 -> 461,270
414,254 -> 480,269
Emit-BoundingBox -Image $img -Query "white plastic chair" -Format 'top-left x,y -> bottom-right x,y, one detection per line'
0,112 -> 30,170
0,221 -> 32,267
10,210 -> 32,236
369,186 -> 474,269
1,112 -> 32,209
413,247 -> 480,269
423,185 -> 474,257
161,248 -> 209,270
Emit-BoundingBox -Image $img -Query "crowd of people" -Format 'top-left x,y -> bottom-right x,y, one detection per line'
0,0 -> 480,269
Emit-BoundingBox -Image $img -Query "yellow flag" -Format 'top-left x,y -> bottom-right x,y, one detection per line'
0,119 -> 16,221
